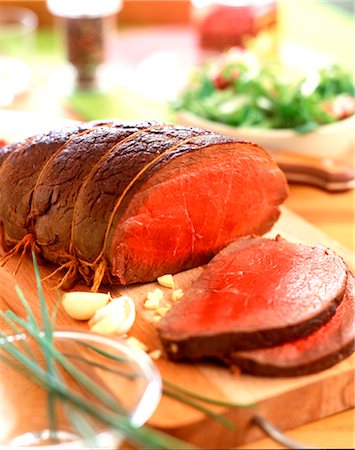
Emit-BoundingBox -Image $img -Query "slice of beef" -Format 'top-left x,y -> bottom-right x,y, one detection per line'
72,126 -> 214,265
106,136 -> 288,284
227,272 -> 354,376
0,120 -> 114,247
158,236 -> 348,360
30,121 -> 159,264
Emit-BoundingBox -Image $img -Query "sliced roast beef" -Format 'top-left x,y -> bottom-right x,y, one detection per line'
106,136 -> 288,285
0,120 -> 114,247
227,272 -> 354,376
158,236 -> 348,360
30,121 -> 159,264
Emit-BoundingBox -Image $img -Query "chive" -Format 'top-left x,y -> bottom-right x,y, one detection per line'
0,255 -> 257,449
2,311 -> 128,416
163,380 -> 255,409
51,291 -> 61,325
66,408 -> 100,448
62,353 -> 139,380
0,347 -> 192,449
15,284 -> 39,329
0,311 -> 36,360
72,339 -> 129,363
163,388 -> 235,430
32,252 -> 51,337
28,253 -> 59,437
49,346 -> 128,415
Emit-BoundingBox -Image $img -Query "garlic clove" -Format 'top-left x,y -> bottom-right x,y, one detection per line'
89,295 -> 136,336
155,306 -> 171,317
152,315 -> 162,324
147,288 -> 164,302
126,336 -> 148,352
172,288 -> 184,302
90,315 -> 124,335
144,296 -> 160,310
149,349 -> 162,360
157,274 -> 175,289
62,291 -> 110,320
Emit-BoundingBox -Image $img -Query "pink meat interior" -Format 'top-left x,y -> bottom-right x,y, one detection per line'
158,237 -> 347,339
233,273 -> 354,366
109,144 -> 287,283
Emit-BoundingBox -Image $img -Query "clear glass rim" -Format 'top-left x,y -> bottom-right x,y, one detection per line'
52,329 -> 162,427
0,329 -> 162,449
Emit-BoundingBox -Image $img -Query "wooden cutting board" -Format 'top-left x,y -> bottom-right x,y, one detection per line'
0,207 -> 354,449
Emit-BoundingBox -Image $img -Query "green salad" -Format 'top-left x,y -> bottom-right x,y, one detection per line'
174,49 -> 355,133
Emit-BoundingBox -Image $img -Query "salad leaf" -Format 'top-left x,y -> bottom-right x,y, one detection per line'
175,49 -> 355,133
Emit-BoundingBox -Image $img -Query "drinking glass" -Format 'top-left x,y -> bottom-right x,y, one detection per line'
0,330 -> 162,449
0,6 -> 38,106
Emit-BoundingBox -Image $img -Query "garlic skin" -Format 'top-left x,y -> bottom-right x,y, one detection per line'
62,292 -> 110,320
89,296 -> 136,336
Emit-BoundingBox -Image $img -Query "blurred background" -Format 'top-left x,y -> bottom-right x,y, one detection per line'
0,0 -> 353,120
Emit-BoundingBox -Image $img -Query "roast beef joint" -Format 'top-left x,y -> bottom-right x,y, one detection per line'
0,121 -> 288,290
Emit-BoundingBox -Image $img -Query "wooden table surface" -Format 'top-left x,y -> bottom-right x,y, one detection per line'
1,80 -> 354,449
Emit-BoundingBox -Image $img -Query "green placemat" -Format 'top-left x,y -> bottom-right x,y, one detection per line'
67,87 -> 172,122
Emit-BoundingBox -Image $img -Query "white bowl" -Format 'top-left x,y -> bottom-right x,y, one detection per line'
176,110 -> 355,159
